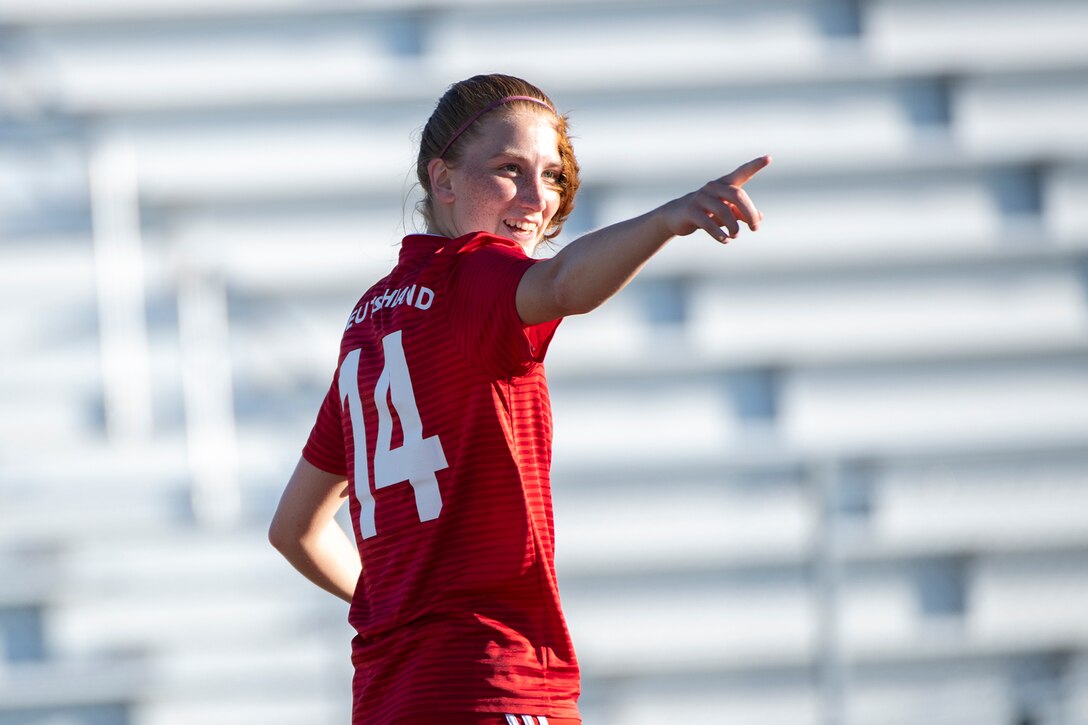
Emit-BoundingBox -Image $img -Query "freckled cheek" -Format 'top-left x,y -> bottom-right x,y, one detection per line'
544,190 -> 562,221
457,178 -> 518,231
463,170 -> 515,202
490,179 -> 519,203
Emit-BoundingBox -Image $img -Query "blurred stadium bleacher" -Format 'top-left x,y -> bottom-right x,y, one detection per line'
2,1 -> 1088,724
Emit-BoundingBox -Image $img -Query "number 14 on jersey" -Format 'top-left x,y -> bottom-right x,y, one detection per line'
338,331 -> 449,539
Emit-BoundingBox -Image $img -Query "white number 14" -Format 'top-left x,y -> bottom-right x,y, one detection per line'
338,330 -> 448,539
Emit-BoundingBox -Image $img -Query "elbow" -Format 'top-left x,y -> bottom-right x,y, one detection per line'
268,511 -> 293,554
269,508 -> 320,559
268,521 -> 284,553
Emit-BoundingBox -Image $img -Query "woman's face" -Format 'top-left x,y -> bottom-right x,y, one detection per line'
431,109 -> 563,253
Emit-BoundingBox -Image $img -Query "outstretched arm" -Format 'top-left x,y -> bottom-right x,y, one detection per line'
269,457 -> 360,603
517,155 -> 771,325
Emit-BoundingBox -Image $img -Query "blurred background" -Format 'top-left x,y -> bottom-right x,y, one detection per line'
2,0 -> 1088,723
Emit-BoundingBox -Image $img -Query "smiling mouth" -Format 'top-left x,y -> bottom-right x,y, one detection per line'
504,219 -> 537,236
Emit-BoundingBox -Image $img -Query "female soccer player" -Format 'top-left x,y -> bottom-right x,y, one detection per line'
269,73 -> 770,725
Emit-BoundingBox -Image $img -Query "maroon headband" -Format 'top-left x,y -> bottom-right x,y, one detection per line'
437,95 -> 555,159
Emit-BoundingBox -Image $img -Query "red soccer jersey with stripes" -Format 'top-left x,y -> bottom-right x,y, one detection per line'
302,232 -> 580,724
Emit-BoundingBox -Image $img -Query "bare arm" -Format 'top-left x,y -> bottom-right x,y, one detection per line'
518,155 -> 771,325
269,457 -> 361,603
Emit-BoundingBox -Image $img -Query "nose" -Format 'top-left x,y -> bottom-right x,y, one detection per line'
518,175 -> 549,212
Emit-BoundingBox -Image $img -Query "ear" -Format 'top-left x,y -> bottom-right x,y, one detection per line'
427,157 -> 456,204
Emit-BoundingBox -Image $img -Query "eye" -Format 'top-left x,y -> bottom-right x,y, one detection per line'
543,169 -> 565,187
499,163 -> 520,174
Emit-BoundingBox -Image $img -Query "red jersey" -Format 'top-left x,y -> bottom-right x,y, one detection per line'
302,233 -> 580,724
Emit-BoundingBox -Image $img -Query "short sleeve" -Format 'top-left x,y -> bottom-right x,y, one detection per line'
301,373 -> 348,476
446,235 -> 562,379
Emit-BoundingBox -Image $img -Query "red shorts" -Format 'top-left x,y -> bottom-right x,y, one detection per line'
395,716 -> 579,725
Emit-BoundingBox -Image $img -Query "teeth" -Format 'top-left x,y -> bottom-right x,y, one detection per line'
505,220 -> 535,233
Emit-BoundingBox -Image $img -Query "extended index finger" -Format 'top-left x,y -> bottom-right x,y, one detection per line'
722,155 -> 773,186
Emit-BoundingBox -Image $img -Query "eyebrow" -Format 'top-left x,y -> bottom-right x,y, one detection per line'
491,149 -> 563,167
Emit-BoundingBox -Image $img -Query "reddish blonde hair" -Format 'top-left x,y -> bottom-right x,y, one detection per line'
416,74 -> 580,242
